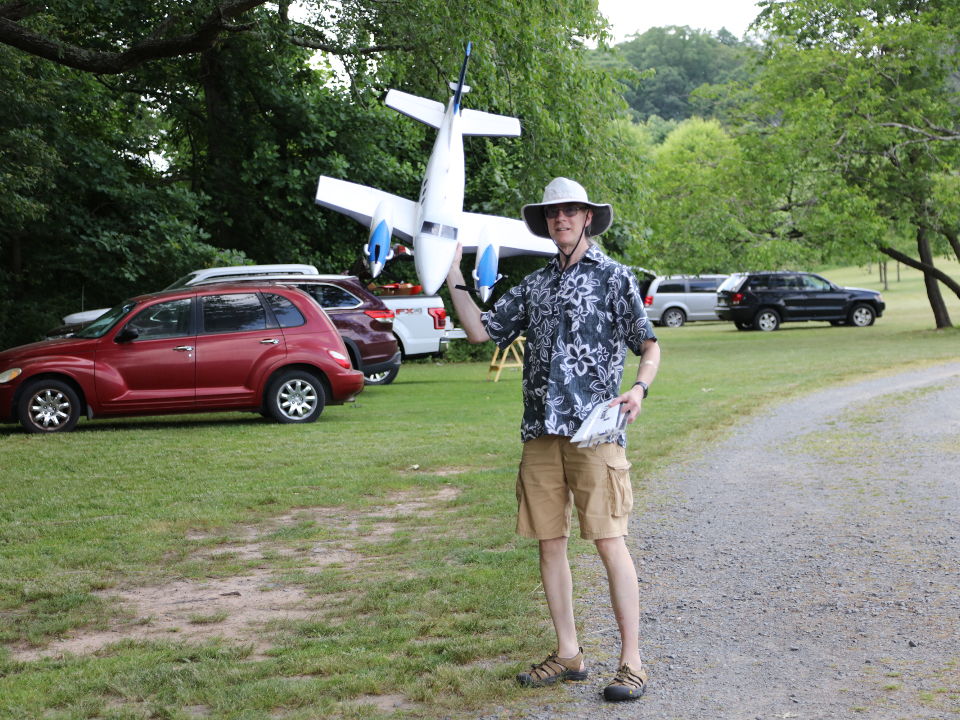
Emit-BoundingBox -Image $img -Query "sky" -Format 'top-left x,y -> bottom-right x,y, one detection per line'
596,0 -> 764,43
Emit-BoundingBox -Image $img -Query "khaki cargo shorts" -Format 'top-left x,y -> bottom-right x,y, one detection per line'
516,434 -> 634,540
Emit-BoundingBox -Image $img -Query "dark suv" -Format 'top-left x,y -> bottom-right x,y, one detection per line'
716,272 -> 885,331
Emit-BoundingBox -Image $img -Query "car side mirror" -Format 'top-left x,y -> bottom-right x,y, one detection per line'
115,327 -> 140,343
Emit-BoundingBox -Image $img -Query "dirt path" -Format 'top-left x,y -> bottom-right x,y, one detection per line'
515,362 -> 960,719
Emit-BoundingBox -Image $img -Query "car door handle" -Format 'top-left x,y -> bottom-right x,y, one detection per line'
173,345 -> 194,352
259,338 -> 280,345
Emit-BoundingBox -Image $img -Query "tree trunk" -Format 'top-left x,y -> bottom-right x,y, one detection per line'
916,227 -> 952,329
879,246 -> 960,299
199,47 -> 238,251
944,228 -> 960,263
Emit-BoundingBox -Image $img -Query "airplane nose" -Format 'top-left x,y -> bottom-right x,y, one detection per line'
415,235 -> 458,295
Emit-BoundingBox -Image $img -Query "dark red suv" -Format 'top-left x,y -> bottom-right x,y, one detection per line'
193,275 -> 401,384
0,283 -> 364,433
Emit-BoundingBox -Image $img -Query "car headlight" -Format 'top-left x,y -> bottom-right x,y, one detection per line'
0,368 -> 22,384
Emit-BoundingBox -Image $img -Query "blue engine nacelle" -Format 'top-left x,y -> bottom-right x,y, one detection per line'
472,240 -> 502,303
364,202 -> 395,277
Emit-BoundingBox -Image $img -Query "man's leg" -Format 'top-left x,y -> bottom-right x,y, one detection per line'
595,536 -> 642,668
539,536 -> 583,667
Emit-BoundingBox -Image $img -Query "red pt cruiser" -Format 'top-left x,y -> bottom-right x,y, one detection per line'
0,283 -> 364,433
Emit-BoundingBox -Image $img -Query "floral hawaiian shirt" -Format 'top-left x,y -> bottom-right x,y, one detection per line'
482,244 -> 657,446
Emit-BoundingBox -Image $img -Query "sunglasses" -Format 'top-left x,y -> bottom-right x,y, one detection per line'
544,205 -> 587,219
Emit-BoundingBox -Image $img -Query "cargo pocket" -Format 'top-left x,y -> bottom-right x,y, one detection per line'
606,459 -> 634,516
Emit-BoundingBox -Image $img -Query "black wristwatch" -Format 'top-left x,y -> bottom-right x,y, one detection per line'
633,380 -> 649,399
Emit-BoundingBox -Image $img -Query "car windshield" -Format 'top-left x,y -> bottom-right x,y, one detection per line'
74,302 -> 137,338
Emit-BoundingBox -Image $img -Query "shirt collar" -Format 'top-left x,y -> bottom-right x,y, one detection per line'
549,243 -> 603,272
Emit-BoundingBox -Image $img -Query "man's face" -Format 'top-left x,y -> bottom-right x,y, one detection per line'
545,203 -> 592,249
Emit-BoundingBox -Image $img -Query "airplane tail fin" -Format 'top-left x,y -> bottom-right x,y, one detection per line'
452,42 -> 472,112
386,43 -> 519,137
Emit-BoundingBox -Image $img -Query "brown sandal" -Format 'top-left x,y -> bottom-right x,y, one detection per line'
516,648 -> 588,687
603,662 -> 648,701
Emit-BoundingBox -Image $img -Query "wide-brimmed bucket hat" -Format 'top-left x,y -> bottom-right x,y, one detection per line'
521,177 -> 613,239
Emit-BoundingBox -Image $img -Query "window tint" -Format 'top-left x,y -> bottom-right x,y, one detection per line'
124,298 -> 193,339
421,221 -> 458,240
657,281 -> 685,293
303,284 -> 360,309
749,275 -> 783,290
688,279 -> 720,293
800,275 -> 831,291
202,293 -> 266,334
265,293 -> 305,328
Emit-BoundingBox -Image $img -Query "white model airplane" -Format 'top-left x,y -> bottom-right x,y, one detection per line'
314,43 -> 557,301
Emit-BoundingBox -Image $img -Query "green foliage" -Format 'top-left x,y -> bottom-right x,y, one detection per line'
742,0 -> 960,322
0,49 -> 219,348
609,26 -> 759,122
1,1 -> 650,348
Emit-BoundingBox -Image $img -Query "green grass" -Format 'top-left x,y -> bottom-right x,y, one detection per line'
1,261 -> 959,719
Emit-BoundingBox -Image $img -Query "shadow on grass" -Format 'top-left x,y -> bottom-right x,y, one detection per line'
0,413 -> 271,435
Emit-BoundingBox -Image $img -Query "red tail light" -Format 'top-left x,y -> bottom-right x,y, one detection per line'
427,307 -> 447,330
364,309 -> 395,324
327,349 -> 352,369
643,295 -> 653,306
731,292 -> 745,305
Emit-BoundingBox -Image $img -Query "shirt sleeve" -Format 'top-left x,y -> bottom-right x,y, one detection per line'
482,282 -> 529,350
613,267 -> 658,355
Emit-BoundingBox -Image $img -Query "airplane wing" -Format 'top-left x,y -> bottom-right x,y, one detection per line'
315,176 -> 418,242
459,211 -> 558,257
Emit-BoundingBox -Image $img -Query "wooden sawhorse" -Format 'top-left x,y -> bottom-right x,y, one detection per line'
488,336 -> 525,382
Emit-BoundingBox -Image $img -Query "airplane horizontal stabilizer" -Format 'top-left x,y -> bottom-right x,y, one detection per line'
385,90 -> 445,129
315,176 -> 418,242
460,109 -> 521,138
459,211 -> 557,257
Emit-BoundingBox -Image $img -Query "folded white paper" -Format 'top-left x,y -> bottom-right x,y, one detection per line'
569,400 -> 628,448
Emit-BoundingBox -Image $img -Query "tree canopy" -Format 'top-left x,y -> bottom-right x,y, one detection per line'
599,26 -> 758,122
0,1 -> 645,348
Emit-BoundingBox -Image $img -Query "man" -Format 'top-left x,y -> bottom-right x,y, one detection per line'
446,177 -> 660,702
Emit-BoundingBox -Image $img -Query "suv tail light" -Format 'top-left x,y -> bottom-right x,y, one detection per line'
643,295 -> 653,306
427,307 -> 447,330
730,292 -> 745,305
364,309 -> 395,325
327,349 -> 352,369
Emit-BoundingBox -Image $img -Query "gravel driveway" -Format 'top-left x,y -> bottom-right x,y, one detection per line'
505,362 -> 960,720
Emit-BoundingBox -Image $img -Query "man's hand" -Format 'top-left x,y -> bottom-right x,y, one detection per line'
609,385 -> 645,424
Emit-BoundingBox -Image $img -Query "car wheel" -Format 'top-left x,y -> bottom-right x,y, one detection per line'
754,309 -> 781,332
364,366 -> 399,386
848,303 -> 876,327
265,370 -> 325,423
734,321 -> 753,331
17,379 -> 82,433
661,308 -> 686,328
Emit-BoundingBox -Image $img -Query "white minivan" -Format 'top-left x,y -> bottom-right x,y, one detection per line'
643,274 -> 728,327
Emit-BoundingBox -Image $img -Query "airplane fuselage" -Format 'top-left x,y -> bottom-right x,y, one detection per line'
413,98 -> 464,294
